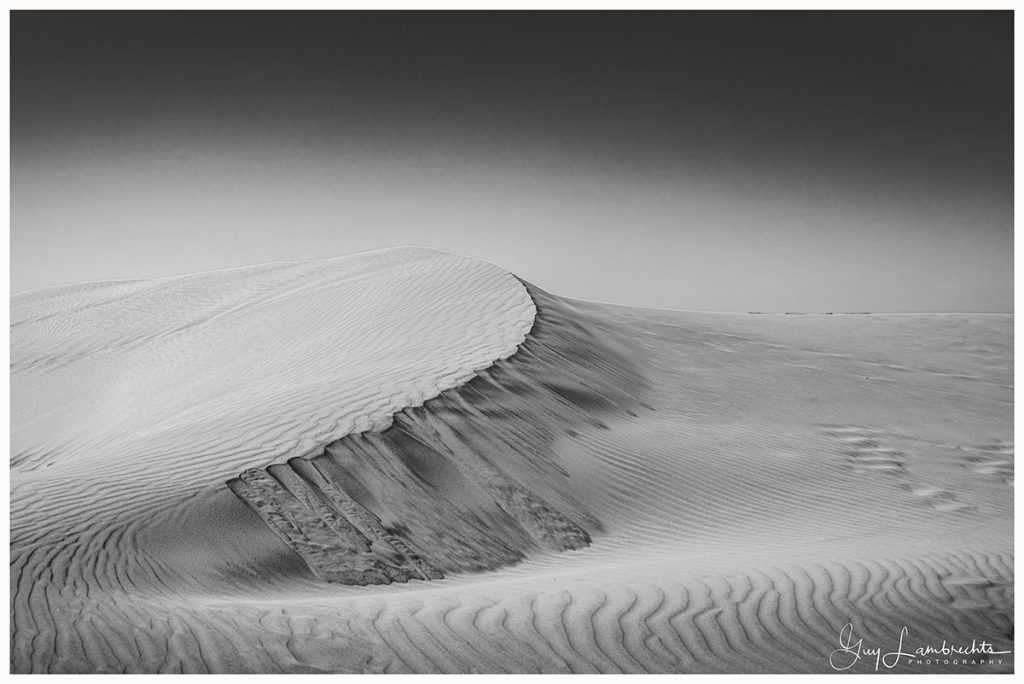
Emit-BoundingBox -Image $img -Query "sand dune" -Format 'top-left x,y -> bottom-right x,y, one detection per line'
10,247 -> 1013,673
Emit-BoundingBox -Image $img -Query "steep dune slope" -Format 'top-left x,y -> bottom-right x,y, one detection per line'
10,248 -> 1013,673
226,283 -> 648,584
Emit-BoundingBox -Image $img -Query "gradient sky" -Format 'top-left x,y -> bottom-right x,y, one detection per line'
11,11 -> 1013,312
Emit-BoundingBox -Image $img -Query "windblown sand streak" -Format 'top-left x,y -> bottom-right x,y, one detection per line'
11,248 -> 1013,673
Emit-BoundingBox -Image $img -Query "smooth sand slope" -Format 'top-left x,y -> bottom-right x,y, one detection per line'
10,247 -> 1013,673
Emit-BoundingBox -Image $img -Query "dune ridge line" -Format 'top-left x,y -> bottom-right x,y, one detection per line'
228,280 -> 650,584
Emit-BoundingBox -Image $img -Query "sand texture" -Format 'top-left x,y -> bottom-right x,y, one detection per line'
10,248 -> 1013,673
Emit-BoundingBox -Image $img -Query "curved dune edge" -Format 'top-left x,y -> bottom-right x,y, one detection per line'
11,247 -> 535,476
227,281 -> 648,584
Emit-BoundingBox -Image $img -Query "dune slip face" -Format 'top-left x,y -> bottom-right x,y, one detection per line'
10,248 -> 1014,674
226,282 -> 645,584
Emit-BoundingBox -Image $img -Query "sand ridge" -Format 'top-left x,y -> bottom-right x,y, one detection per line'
226,282 -> 647,583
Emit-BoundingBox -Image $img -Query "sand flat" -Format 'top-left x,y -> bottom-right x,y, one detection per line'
10,248 -> 1013,673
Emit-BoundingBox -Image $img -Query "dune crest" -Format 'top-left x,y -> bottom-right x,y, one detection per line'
228,282 -> 645,583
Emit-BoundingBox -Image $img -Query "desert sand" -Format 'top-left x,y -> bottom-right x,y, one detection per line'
10,247 -> 1013,673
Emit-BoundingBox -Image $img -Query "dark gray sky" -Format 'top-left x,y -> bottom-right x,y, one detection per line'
11,11 -> 1013,311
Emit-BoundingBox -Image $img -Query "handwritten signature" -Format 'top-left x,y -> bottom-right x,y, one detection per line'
829,623 -> 1012,671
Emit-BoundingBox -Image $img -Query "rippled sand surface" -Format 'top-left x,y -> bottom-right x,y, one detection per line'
11,248 -> 1013,673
